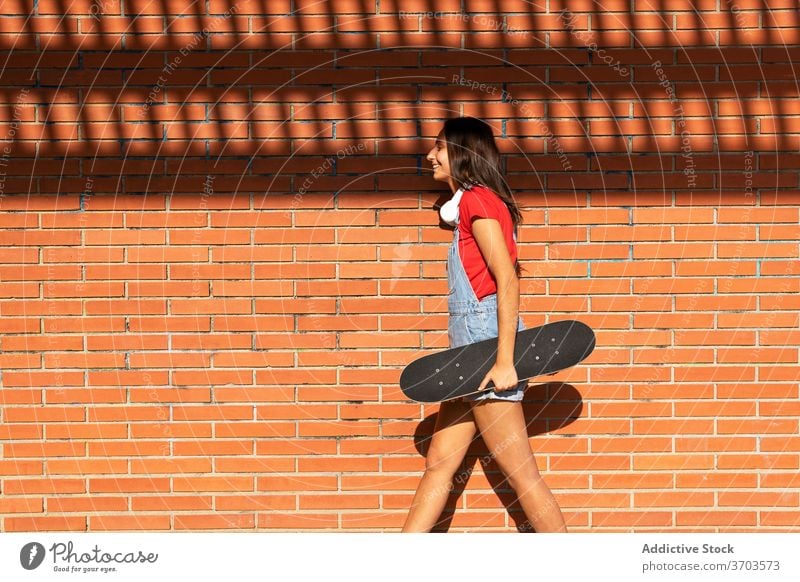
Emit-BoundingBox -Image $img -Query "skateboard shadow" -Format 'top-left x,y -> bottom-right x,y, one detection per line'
411,381 -> 584,533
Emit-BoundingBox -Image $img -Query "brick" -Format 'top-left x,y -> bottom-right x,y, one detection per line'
90,515 -> 172,531
214,494 -> 297,511
4,479 -> 86,495
258,512 -> 338,529
0,497 -> 44,513
5,516 -> 86,532
175,514 -> 256,530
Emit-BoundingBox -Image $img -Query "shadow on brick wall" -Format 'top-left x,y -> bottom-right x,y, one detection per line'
0,2 -> 795,198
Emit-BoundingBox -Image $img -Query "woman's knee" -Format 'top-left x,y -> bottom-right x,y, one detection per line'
424,401 -> 475,476
424,447 -> 465,476
504,460 -> 543,491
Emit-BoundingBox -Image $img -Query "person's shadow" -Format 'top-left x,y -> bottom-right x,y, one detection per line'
412,381 -> 584,532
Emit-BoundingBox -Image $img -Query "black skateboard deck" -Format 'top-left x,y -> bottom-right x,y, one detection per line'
400,319 -> 595,403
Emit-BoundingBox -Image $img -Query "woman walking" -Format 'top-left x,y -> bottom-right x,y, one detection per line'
401,117 -> 567,533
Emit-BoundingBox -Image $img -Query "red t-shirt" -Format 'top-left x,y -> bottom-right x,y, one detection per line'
457,184 -> 518,301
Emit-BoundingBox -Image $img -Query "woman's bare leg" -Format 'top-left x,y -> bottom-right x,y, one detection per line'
470,399 -> 567,532
402,399 -> 477,532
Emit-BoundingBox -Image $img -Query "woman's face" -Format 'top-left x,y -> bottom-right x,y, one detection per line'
426,132 -> 455,191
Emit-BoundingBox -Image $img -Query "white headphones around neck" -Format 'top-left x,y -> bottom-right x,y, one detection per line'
439,181 -> 477,226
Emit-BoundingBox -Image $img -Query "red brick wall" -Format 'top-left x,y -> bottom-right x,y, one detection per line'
1,1 -> 799,532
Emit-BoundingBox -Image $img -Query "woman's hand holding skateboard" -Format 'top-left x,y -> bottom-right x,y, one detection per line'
478,361 -> 519,392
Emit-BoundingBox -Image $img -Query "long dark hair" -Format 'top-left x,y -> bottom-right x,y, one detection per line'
443,117 -> 523,277
442,116 -> 524,276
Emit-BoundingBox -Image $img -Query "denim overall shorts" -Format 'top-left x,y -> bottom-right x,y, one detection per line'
447,226 -> 527,402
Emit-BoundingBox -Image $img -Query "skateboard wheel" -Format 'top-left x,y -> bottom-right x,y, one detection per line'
455,363 -> 460,367
459,376 -> 463,380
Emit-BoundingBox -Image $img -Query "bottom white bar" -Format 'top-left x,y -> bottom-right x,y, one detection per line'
2,533 -> 798,582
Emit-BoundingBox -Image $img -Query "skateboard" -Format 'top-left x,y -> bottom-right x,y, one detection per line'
400,319 -> 595,403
